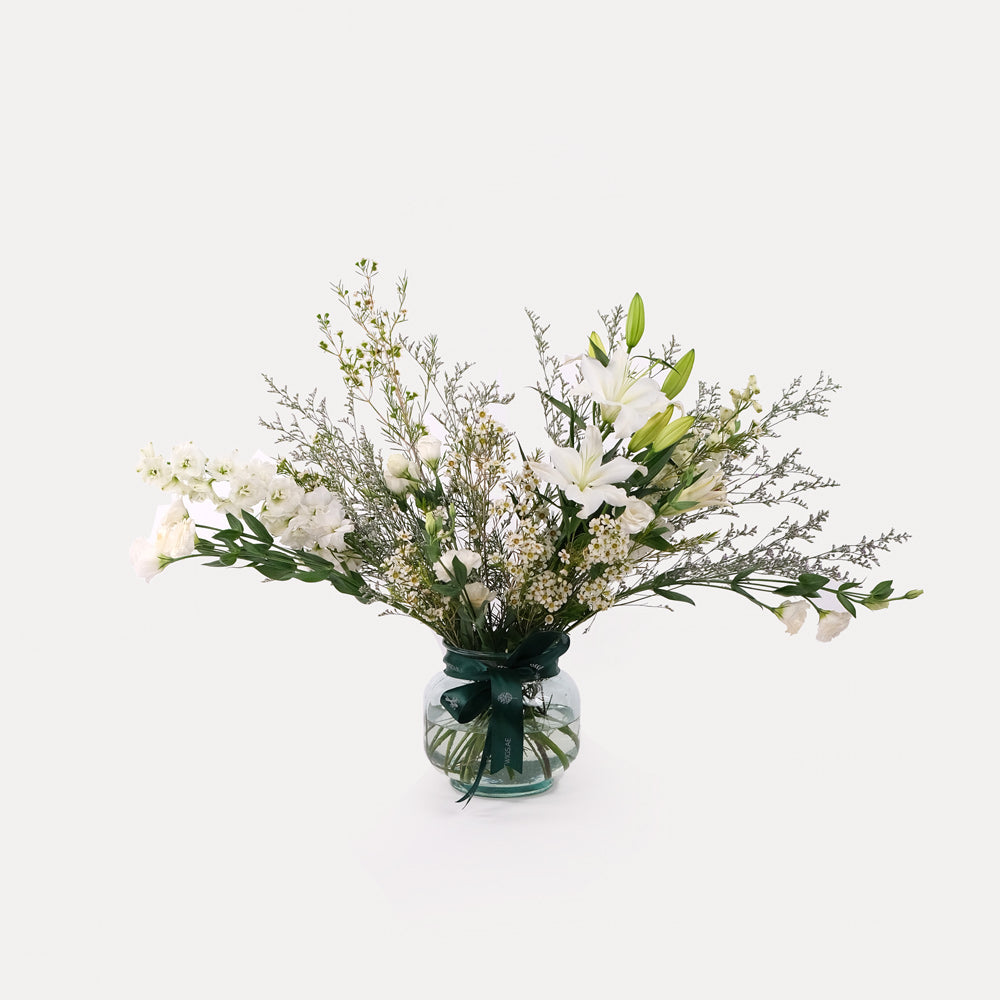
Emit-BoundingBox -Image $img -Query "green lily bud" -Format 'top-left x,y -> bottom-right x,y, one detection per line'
651,414 -> 696,452
425,510 -> 438,535
662,349 -> 695,399
625,292 -> 645,351
629,405 -> 674,452
587,331 -> 609,364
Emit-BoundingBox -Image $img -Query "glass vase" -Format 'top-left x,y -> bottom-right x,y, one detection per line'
423,647 -> 581,798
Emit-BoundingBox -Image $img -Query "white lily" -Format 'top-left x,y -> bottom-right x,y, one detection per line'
530,424 -> 646,518
578,349 -> 670,440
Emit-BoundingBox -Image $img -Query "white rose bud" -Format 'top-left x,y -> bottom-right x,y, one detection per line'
463,582 -> 496,610
383,453 -> 419,495
434,548 -> 482,582
416,435 -> 442,468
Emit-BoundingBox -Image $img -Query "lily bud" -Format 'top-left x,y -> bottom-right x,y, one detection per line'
629,405 -> 674,452
651,414 -> 696,452
587,331 -> 609,364
625,292 -> 645,351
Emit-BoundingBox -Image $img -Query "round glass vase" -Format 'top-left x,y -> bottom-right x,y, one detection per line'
423,650 -> 581,798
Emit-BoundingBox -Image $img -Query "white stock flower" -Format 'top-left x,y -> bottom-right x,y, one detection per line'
220,460 -> 273,514
416,435 -> 442,468
578,350 -> 670,440
137,444 -> 172,489
171,442 -> 207,483
259,475 -> 306,532
816,611 -> 851,643
281,489 -> 353,554
776,600 -> 809,635
618,497 -> 656,535
383,452 -> 420,494
529,424 -> 646,519
206,452 -> 239,480
463,581 -> 496,610
434,548 -> 482,582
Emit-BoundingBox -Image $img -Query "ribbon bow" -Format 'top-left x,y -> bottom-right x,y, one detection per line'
440,630 -> 570,803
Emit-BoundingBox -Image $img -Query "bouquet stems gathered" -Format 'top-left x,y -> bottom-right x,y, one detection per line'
133,258 -> 920,653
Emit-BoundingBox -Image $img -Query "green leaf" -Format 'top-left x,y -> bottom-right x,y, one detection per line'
639,532 -> 675,552
654,588 -> 696,606
226,512 -> 242,532
256,564 -> 295,581
431,581 -> 462,596
242,510 -> 273,544
773,584 -> 807,596
296,570 -> 332,583
532,387 -> 580,424
798,573 -> 830,590
837,593 -> 858,617
625,292 -> 645,350
662,349 -> 695,399
451,556 -> 468,585
870,580 -> 894,600
218,552 -> 238,566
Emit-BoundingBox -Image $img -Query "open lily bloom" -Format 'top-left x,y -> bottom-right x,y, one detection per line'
530,424 -> 646,518
578,349 -> 670,440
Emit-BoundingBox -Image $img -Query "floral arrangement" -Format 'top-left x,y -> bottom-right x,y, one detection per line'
132,258 -> 920,650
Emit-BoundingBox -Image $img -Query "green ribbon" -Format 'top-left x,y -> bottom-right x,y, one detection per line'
440,631 -> 570,803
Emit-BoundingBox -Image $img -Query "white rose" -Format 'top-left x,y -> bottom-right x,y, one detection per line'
618,497 -> 656,535
776,600 -> 809,635
157,519 -> 196,558
383,453 -> 420,494
816,610 -> 851,643
129,537 -> 164,582
416,435 -> 442,468
434,548 -> 482,582
463,582 -> 496,610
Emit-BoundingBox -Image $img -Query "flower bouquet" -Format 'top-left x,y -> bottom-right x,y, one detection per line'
132,259 -> 920,801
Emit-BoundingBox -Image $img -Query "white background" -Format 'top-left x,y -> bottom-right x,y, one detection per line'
2,2 -> 997,997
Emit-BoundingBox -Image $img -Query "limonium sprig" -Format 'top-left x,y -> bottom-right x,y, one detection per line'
132,259 -> 921,650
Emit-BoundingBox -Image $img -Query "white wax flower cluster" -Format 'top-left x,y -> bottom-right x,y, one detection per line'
131,442 -> 356,581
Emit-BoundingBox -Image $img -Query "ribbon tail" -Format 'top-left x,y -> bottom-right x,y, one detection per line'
454,745 -> 491,806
